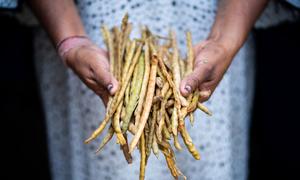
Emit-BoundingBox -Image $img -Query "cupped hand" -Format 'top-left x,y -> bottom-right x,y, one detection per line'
180,39 -> 234,102
64,42 -> 118,105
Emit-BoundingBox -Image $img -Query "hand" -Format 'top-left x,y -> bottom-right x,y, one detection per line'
64,42 -> 119,105
180,39 -> 234,102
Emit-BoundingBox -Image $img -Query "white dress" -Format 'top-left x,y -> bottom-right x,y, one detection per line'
33,0 -> 296,180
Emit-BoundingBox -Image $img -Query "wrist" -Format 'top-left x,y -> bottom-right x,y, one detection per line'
207,29 -> 244,57
56,35 -> 92,66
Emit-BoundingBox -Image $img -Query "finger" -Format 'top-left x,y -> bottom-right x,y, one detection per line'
180,63 -> 212,97
94,67 -> 119,95
198,90 -> 211,102
106,77 -> 119,95
84,78 -> 110,105
198,73 -> 222,102
100,94 -> 109,107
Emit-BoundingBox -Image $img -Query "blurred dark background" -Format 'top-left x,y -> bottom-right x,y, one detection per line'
249,20 -> 300,180
1,7 -> 299,180
0,15 -> 51,180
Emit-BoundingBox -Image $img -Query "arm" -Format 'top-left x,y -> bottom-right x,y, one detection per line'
27,0 -> 118,104
209,0 -> 269,54
27,0 -> 86,45
180,0 -> 269,101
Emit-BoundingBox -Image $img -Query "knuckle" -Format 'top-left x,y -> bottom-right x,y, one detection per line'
194,60 -> 214,74
187,75 -> 201,87
202,64 -> 214,73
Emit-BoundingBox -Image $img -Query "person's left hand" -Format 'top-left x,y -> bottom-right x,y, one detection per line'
180,39 -> 235,102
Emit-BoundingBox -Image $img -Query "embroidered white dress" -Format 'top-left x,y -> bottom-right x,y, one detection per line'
32,0 -> 296,180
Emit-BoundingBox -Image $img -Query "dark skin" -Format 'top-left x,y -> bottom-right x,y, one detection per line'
64,45 -> 117,105
28,0 -> 269,104
180,0 -> 269,102
27,0 -> 118,105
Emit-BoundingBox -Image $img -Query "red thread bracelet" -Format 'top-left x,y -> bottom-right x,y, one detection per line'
56,35 -> 91,65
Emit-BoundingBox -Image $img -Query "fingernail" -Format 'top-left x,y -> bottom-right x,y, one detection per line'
107,84 -> 113,92
184,85 -> 192,93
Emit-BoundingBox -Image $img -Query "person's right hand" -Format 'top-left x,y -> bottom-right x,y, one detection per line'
63,42 -> 119,105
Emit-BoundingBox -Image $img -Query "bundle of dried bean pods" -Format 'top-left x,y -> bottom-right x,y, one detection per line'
85,14 -> 212,180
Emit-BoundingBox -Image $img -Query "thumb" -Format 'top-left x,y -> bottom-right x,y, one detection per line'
102,73 -> 119,95
93,55 -> 119,95
180,63 -> 212,97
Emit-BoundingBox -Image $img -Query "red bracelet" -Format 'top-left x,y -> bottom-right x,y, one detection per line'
56,35 -> 91,65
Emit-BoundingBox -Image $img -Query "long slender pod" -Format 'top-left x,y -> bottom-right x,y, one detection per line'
85,43 -> 143,144
139,132 -> 146,180
134,41 -> 151,127
180,125 -> 201,160
170,31 -> 188,107
101,25 -> 115,75
150,43 -> 182,130
120,133 -> 133,164
95,125 -> 114,154
185,31 -> 194,76
197,102 -> 212,116
129,50 -> 158,153
121,54 -> 145,133
112,102 -> 126,145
